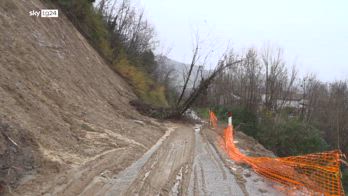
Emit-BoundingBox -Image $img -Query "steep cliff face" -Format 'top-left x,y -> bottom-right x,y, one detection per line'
0,0 -> 164,192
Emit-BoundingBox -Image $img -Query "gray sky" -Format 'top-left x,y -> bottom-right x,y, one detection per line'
138,0 -> 348,82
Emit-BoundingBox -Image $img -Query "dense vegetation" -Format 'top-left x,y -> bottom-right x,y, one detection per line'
197,106 -> 329,156
343,168 -> 348,193
54,0 -> 168,107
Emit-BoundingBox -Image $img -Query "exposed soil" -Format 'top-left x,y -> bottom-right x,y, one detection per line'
8,120 -> 283,195
0,0 -> 165,194
28,121 -> 281,196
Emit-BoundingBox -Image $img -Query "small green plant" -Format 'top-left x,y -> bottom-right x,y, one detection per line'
211,106 -> 258,136
195,107 -> 210,119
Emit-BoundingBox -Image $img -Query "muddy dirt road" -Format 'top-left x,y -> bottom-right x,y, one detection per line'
15,123 -> 282,196
97,124 -> 194,196
187,127 -> 243,196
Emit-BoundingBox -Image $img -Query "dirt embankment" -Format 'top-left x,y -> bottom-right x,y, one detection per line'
0,0 -> 165,194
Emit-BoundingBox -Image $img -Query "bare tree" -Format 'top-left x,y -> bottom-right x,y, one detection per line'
261,45 -> 289,111
169,51 -> 243,117
277,65 -> 298,111
301,79 -> 348,154
176,41 -> 200,105
99,0 -> 156,60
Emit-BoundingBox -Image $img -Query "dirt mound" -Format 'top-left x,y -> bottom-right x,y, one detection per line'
0,0 -> 164,194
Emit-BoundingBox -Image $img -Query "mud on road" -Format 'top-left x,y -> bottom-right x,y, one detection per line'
14,123 -> 282,196
188,127 -> 244,196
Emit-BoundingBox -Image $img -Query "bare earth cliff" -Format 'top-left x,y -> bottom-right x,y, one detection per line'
0,0 -> 165,194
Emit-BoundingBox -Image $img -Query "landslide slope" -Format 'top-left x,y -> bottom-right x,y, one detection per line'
0,0 -> 164,193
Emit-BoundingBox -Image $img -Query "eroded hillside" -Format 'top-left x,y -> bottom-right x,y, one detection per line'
0,0 -> 165,193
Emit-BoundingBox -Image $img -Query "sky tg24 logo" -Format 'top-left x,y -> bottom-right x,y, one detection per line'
29,9 -> 58,18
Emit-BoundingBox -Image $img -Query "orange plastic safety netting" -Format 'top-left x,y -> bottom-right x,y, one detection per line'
209,110 -> 218,129
211,112 -> 345,195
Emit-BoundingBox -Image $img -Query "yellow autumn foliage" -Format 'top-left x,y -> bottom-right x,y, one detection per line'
114,57 -> 168,107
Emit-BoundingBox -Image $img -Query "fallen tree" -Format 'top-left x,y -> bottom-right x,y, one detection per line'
169,58 -> 243,118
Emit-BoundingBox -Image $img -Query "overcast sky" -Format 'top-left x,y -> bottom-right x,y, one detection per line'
138,0 -> 348,82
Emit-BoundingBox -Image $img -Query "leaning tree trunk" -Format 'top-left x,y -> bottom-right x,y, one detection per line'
168,59 -> 243,118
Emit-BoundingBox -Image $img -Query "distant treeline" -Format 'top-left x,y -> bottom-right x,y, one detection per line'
193,47 -> 347,156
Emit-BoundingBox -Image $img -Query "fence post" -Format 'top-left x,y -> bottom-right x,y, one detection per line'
227,112 -> 232,127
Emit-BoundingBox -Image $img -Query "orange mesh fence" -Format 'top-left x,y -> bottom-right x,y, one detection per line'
210,111 -> 345,195
209,110 -> 218,129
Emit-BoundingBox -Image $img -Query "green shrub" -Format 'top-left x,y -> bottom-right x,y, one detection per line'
343,168 -> 348,194
195,107 -> 210,119
257,118 -> 329,156
208,106 -> 329,157
211,106 -> 258,136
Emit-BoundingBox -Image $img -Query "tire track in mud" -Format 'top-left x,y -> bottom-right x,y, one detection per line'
30,125 -> 176,196
39,147 -> 140,196
203,127 -> 285,196
99,124 -> 248,196
38,122 -> 280,196
96,125 -> 195,196
188,127 -> 244,196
